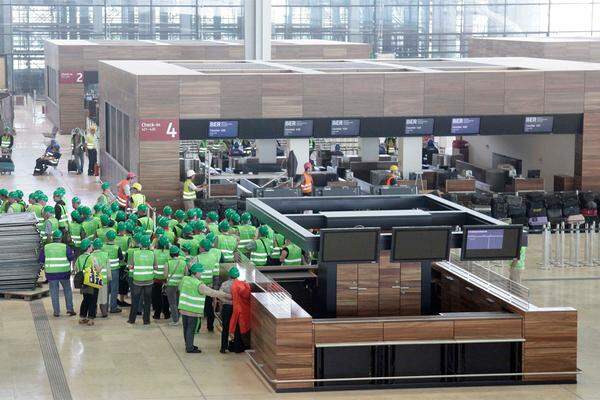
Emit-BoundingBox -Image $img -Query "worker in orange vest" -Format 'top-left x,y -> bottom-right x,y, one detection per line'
299,162 -> 313,196
117,172 -> 136,209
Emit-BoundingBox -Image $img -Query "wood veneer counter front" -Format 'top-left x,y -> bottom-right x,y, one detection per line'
252,292 -> 311,320
507,178 -> 544,192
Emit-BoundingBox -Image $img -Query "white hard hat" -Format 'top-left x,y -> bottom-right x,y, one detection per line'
186,169 -> 195,178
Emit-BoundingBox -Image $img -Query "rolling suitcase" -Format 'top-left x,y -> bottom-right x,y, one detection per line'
68,157 -> 78,173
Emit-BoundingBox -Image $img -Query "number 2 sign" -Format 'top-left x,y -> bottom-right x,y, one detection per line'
138,119 -> 179,141
59,71 -> 84,84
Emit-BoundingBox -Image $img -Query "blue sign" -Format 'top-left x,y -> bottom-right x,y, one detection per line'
331,119 -> 360,136
405,118 -> 434,135
451,117 -> 480,135
208,120 -> 238,138
284,120 -> 313,137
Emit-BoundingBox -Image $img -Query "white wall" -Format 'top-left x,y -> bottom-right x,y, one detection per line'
467,134 -> 576,191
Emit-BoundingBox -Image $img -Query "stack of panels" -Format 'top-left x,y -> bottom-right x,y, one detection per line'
0,213 -> 41,291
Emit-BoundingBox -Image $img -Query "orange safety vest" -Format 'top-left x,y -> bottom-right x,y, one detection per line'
117,179 -> 130,208
300,172 -> 313,194
385,175 -> 397,186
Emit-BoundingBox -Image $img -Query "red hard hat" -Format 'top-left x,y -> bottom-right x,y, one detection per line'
304,162 -> 311,170
127,172 -> 136,179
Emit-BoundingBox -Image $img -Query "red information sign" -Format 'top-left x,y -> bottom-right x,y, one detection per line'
138,119 -> 179,141
59,71 -> 84,84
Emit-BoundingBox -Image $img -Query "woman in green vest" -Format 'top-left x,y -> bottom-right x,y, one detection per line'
127,235 -> 155,325
164,246 -> 186,325
68,210 -> 84,256
40,205 -> 59,244
104,230 -> 124,314
178,263 -> 230,353
77,238 -> 100,325
279,239 -> 304,266
91,238 -> 110,318
197,238 -> 220,332
152,236 -> 171,320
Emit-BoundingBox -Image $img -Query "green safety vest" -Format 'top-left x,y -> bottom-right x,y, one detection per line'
283,243 -> 303,266
126,247 -> 139,278
44,242 -> 70,274
69,222 -> 82,247
56,204 -> 68,228
96,227 -> 116,241
167,219 -> 178,230
81,220 -> 97,238
115,234 -> 130,253
271,233 -> 285,259
27,204 -> 43,222
217,234 -> 237,262
183,179 -> 196,200
192,234 -> 206,245
0,135 -> 10,148
162,230 -> 176,244
9,203 -> 24,213
178,276 -> 205,315
139,217 -> 154,235
154,248 -> 170,279
132,249 -> 154,282
40,218 -> 59,241
104,243 -> 120,271
197,252 -> 216,285
207,223 -> 219,235
75,253 -> 94,272
251,238 -> 272,266
179,238 -> 199,256
515,246 -> 527,270
166,257 -> 186,287
92,250 -> 109,281
208,248 -> 222,266
237,225 -> 256,250
131,193 -> 146,211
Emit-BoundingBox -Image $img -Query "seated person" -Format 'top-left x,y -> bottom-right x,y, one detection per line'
0,127 -> 14,160
34,140 -> 61,175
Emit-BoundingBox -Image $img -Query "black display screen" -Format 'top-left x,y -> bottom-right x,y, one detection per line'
284,120 -> 313,137
461,225 -> 522,261
405,118 -> 435,135
524,116 -> 554,133
319,228 -> 380,263
391,226 -> 451,262
451,117 -> 480,135
208,120 -> 238,138
331,119 -> 360,136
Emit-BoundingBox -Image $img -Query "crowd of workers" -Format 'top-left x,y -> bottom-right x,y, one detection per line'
0,177 -> 305,354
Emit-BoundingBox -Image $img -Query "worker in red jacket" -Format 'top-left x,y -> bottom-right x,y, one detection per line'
228,266 -> 251,353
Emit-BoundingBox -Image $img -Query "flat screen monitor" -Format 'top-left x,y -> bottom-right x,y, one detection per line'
284,120 -> 313,137
451,117 -> 480,135
461,225 -> 522,261
319,228 -> 380,263
524,116 -> 554,133
405,118 -> 435,135
208,120 -> 238,138
331,119 -> 360,136
391,226 -> 451,262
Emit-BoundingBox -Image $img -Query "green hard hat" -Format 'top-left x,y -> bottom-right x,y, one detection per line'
102,205 -> 111,216
207,211 -> 219,221
138,204 -> 148,213
125,222 -> 135,233
155,227 -> 165,236
200,238 -> 212,251
128,213 -> 138,221
225,208 -> 234,218
195,209 -> 203,219
80,238 -> 92,250
53,189 -> 63,198
71,210 -> 81,221
163,206 -> 173,216
28,192 -> 36,200
105,230 -> 116,241
218,220 -> 230,232
93,238 -> 103,250
169,246 -> 180,256
174,209 -> 185,219
241,212 -> 251,222
39,194 -> 49,203
15,190 -> 23,198
206,232 -> 216,242
72,196 -> 80,204
9,191 -> 18,199
101,182 -> 110,190
157,235 -> 170,248
117,221 -> 126,232
110,202 -> 120,212
231,213 -> 241,224
229,266 -> 240,279
182,225 -> 193,236
133,232 -> 144,243
52,230 -> 63,239
0,188 -> 8,196
115,211 -> 126,222
100,214 -> 111,226
139,235 -> 151,248
134,226 -> 144,235
196,220 -> 207,231
43,205 -> 54,214
158,217 -> 168,228
189,263 -> 204,274
93,204 -> 102,212
56,187 -> 66,196
258,225 -> 269,237
181,241 -> 193,252
80,206 -> 91,216
186,209 -> 196,220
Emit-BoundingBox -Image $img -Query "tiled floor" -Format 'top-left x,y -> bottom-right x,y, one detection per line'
1,104 -> 599,399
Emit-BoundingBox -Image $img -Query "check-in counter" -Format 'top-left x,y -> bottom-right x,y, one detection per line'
507,178 -> 544,192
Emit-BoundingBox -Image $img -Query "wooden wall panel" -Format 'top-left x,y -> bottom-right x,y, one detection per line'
138,76 -> 180,118
579,112 -> 600,190
220,75 -> 262,118
544,41 -> 590,62
383,73 -> 424,116
544,71 -> 585,113
139,141 -> 181,207
384,321 -> 454,341
179,76 -> 221,119
424,73 -> 465,115
314,322 -> 383,344
454,318 -> 522,339
261,75 -> 303,117
465,72 -> 505,115
58,83 -> 86,132
357,263 -> 379,316
504,71 -> 545,114
302,75 -> 344,117
584,71 -> 600,112
343,74 -> 384,117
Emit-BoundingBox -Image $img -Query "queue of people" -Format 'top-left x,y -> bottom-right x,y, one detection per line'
0,181 -> 306,354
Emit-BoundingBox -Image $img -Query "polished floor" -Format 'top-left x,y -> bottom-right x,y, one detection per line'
1,103 -> 600,400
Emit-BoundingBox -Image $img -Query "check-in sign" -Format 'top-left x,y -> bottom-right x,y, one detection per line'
138,119 -> 179,141
59,71 -> 84,84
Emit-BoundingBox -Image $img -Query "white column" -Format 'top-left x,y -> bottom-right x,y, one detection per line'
244,0 -> 271,61
397,137 -> 422,178
286,139 -> 309,175
255,139 -> 277,164
359,137 -> 379,162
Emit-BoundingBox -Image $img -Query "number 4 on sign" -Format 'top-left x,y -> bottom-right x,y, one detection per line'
166,122 -> 178,138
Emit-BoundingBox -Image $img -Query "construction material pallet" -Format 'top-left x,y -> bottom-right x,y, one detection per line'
0,286 -> 49,301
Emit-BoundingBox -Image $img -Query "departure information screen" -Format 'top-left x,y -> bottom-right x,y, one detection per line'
466,229 -> 504,250
208,121 -> 238,138
284,120 -> 313,137
461,225 -> 522,260
405,118 -> 435,135
451,117 -> 480,134
331,119 -> 360,136
524,116 -> 554,133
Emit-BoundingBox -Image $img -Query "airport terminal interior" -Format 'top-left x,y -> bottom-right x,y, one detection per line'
2,1 -> 600,400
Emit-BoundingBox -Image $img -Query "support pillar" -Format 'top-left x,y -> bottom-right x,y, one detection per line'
286,139 -> 309,175
359,137 -> 380,162
255,139 -> 277,164
244,0 -> 271,60
396,137 -> 422,179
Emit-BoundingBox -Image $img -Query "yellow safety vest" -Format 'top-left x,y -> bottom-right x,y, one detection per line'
131,193 -> 146,211
183,179 -> 196,200
85,133 -> 96,150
